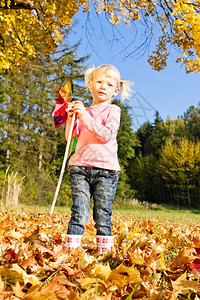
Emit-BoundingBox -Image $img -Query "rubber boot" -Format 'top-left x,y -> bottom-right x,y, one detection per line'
96,235 -> 114,254
64,234 -> 82,252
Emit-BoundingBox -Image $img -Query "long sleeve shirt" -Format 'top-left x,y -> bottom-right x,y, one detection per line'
66,104 -> 121,171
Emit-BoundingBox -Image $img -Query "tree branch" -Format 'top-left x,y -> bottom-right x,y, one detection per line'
0,0 -> 34,9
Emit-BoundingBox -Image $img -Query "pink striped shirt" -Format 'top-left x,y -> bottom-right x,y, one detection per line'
67,104 -> 121,171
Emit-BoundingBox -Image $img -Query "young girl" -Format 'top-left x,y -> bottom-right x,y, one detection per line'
64,64 -> 132,253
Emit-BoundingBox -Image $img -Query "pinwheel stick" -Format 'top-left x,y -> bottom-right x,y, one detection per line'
50,113 -> 76,215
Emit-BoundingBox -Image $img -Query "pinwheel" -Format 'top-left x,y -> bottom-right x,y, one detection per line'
50,78 -> 77,215
52,77 -> 73,128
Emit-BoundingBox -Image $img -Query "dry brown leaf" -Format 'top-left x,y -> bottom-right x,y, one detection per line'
1,210 -> 200,300
85,224 -> 95,235
22,284 -> 59,300
12,282 -> 25,298
20,256 -> 38,270
127,247 -> 144,265
67,291 -> 80,300
171,247 -> 196,270
171,272 -> 197,296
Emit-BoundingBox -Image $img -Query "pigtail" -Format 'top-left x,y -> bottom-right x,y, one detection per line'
120,80 -> 134,103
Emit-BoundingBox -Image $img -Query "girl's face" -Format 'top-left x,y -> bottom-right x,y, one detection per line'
89,71 -> 120,106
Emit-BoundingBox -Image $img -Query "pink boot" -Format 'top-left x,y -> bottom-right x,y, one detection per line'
64,234 -> 82,251
96,235 -> 114,254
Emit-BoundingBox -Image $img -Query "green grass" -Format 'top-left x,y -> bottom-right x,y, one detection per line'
15,202 -> 200,225
113,202 -> 200,224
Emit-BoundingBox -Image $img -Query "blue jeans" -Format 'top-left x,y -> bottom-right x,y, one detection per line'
67,166 -> 119,236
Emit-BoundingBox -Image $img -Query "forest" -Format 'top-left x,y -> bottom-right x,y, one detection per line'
0,33 -> 200,209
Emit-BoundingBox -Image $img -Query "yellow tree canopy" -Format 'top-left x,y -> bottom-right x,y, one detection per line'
1,0 -> 200,73
0,0 -> 88,71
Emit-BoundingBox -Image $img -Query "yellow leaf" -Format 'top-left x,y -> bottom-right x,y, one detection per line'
150,252 -> 168,271
120,222 -> 128,232
94,263 -> 112,281
77,278 -> 97,289
10,264 -> 39,286
128,248 -> 144,265
0,266 -> 23,284
63,77 -> 72,95
108,264 -> 141,287
24,274 -> 40,286
77,253 -> 94,270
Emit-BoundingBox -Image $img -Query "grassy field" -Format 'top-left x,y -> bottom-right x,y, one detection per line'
17,202 -> 200,225
113,204 -> 200,224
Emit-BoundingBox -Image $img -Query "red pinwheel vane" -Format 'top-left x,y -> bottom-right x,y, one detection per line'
52,77 -> 74,128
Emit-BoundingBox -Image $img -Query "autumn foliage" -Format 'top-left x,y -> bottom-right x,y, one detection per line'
1,209 -> 200,299
1,0 -> 200,72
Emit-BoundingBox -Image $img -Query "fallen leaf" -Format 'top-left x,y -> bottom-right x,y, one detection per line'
108,264 -> 141,287
171,272 -> 197,296
0,276 -> 4,292
12,281 -> 25,298
94,263 -> 111,281
85,224 -> 95,235
171,247 -> 195,270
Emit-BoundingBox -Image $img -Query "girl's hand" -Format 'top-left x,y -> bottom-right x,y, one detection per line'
72,101 -> 86,118
66,102 -> 74,117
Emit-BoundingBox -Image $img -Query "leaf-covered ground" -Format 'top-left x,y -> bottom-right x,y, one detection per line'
0,209 -> 200,299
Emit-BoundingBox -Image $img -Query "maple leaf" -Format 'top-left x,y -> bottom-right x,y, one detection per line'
77,253 -> 95,270
1,210 -> 200,299
189,247 -> 200,274
171,247 -> 196,270
94,263 -> 112,281
171,272 -> 198,299
108,264 -> 141,287
127,247 -> 144,265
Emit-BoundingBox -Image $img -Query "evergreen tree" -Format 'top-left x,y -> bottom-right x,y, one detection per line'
0,40 -> 89,205
183,105 -> 200,141
135,121 -> 154,156
114,101 -> 140,201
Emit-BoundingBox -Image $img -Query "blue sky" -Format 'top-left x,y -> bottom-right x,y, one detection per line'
69,10 -> 200,130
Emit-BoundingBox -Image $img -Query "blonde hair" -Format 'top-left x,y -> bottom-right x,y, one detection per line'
85,64 -> 133,103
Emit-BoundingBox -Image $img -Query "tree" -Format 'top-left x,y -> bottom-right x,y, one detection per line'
0,0 -> 87,71
159,138 -> 200,207
0,40 -> 89,205
1,0 -> 200,73
113,101 -> 140,201
183,105 -> 200,140
151,117 -> 186,155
